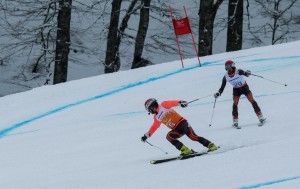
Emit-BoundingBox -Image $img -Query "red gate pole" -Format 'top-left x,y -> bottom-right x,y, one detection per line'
170,6 -> 185,68
183,6 -> 201,66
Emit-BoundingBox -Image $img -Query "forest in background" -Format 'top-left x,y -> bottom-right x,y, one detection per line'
0,0 -> 299,96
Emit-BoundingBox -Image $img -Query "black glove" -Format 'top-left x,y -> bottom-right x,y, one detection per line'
179,100 -> 188,108
214,92 -> 220,98
245,70 -> 251,77
141,133 -> 150,142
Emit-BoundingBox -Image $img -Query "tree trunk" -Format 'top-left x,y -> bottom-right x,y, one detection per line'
104,0 -> 122,73
53,0 -> 72,84
114,0 -> 139,70
198,0 -> 223,56
226,0 -> 243,52
131,0 -> 151,69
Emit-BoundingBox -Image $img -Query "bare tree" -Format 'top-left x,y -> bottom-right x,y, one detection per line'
104,0 -> 123,73
53,0 -> 73,84
226,0 -> 243,52
246,0 -> 299,45
198,0 -> 224,56
0,1 -> 57,84
114,0 -> 140,70
104,0 -> 175,71
131,0 -> 151,69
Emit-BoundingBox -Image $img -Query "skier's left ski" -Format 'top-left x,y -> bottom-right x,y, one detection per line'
150,151 -> 208,164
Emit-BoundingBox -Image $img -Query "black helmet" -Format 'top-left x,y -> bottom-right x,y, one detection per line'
144,98 -> 158,114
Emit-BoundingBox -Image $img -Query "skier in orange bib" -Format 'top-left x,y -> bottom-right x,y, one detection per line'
141,98 -> 218,155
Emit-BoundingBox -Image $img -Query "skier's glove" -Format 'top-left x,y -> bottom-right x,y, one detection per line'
179,100 -> 188,108
141,133 -> 150,142
245,70 -> 251,77
214,92 -> 220,98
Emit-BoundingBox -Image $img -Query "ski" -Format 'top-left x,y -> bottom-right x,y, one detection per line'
150,157 -> 178,164
177,151 -> 208,160
150,151 -> 208,164
233,125 -> 241,129
150,146 -> 220,164
231,119 -> 267,128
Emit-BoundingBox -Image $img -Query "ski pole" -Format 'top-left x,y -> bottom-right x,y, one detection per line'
251,73 -> 287,86
187,94 -> 212,104
209,98 -> 217,127
146,141 -> 168,154
188,98 -> 199,104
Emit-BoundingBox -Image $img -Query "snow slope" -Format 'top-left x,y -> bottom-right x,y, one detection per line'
0,41 -> 300,189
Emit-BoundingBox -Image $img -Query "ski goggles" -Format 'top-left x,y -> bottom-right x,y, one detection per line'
225,64 -> 234,70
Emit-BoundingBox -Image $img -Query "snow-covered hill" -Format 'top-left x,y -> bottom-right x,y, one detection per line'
0,41 -> 300,189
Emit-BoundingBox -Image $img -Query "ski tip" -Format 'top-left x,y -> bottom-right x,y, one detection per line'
150,160 -> 156,164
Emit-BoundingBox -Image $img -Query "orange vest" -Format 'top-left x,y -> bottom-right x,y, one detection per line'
148,100 -> 185,136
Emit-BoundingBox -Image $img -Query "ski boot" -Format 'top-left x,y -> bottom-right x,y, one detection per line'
180,145 -> 194,156
258,114 -> 266,126
207,143 -> 218,152
232,118 -> 241,129
177,145 -> 195,160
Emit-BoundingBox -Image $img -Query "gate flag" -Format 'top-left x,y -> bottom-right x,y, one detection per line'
172,17 -> 192,36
